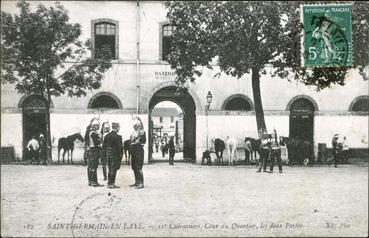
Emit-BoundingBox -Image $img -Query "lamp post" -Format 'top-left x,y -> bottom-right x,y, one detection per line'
205,91 -> 213,151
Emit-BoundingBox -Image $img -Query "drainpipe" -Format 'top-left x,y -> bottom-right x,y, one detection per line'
136,1 -> 140,114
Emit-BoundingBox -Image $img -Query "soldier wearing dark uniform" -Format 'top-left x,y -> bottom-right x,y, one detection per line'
257,131 -> 270,173
83,124 -> 91,166
100,122 -> 111,181
102,122 -> 123,188
129,117 -> 146,189
39,134 -> 47,165
328,134 -> 340,168
168,136 -> 175,165
87,119 -> 103,187
269,129 -> 282,173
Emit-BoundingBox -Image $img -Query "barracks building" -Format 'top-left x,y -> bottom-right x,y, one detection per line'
1,1 -> 368,164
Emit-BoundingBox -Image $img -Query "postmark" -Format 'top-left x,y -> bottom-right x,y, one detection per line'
302,4 -> 353,67
70,192 -> 123,237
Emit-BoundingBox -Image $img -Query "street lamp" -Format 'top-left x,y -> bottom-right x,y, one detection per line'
205,91 -> 213,151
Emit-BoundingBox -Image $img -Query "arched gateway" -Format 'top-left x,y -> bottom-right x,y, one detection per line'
148,86 -> 196,162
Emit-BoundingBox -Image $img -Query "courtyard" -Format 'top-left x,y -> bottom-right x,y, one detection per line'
1,163 -> 368,237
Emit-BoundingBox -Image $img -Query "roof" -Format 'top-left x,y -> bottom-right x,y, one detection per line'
151,107 -> 180,117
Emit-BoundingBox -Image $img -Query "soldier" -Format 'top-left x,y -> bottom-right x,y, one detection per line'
83,123 -> 92,166
269,129 -> 282,173
38,134 -> 47,165
27,135 -> 39,164
102,122 -> 123,189
100,121 -> 111,181
129,116 -> 146,189
87,119 -> 103,187
257,130 -> 270,173
328,134 -> 340,168
168,136 -> 175,165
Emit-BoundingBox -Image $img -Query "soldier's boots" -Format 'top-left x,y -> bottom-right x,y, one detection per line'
279,166 -> 283,173
102,166 -> 107,181
135,171 -> 144,189
91,170 -> 103,187
88,169 -> 93,186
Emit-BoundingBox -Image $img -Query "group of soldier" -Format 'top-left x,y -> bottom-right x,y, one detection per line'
328,134 -> 350,167
256,129 -> 284,173
84,116 -> 146,189
154,135 -> 176,165
26,134 -> 47,165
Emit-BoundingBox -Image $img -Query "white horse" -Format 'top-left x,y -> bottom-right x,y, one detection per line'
226,136 -> 238,165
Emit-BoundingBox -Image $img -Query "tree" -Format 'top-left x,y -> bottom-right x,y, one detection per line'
164,1 -> 369,136
1,0 -> 112,162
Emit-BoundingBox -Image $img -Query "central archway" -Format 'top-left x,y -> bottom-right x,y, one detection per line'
148,86 -> 196,163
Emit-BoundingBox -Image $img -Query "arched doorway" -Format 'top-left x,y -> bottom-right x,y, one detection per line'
149,86 -> 196,162
288,96 -> 317,163
21,95 -> 48,160
151,101 -> 184,162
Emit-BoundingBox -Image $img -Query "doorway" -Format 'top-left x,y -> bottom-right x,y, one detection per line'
22,95 -> 47,161
148,86 -> 196,163
289,97 -> 316,164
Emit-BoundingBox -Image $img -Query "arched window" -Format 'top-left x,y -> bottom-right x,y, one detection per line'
92,19 -> 119,59
161,24 -> 176,61
222,95 -> 254,111
349,96 -> 369,113
88,92 -> 122,109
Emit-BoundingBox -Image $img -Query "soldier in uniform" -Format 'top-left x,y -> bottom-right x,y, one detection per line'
168,136 -> 175,165
38,134 -> 47,165
269,129 -> 283,173
83,123 -> 92,166
328,134 -> 340,168
87,119 -> 103,187
102,122 -> 123,188
100,121 -> 111,181
129,116 -> 146,189
257,130 -> 270,173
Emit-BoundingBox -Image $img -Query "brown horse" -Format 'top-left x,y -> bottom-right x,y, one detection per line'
58,133 -> 84,164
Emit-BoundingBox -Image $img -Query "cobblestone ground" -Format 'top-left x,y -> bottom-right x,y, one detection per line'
1,163 -> 368,237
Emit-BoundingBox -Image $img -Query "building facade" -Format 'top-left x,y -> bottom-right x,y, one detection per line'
1,1 -> 368,164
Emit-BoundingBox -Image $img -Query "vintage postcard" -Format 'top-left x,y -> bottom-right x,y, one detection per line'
1,1 -> 368,237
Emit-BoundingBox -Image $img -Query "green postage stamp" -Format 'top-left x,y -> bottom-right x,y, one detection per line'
302,4 -> 353,67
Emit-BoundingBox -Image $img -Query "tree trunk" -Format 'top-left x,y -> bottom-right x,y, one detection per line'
46,89 -> 52,164
251,67 -> 267,138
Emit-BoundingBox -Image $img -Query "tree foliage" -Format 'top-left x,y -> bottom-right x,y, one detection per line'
1,0 -> 112,98
165,1 -> 368,89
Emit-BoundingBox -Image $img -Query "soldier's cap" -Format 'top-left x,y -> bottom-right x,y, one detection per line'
39,134 -> 44,137
334,134 -> 339,137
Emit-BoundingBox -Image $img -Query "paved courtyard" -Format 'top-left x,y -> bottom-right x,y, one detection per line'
1,163 -> 368,237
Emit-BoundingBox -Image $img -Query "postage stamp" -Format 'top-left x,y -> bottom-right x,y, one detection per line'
302,4 -> 353,67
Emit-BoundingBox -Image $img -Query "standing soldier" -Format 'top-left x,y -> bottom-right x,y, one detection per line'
257,130 -> 270,173
87,119 -> 103,187
39,134 -> 47,165
168,136 -> 175,165
100,121 -> 111,181
102,122 -> 123,188
269,129 -> 282,173
27,135 -> 40,164
328,134 -> 340,168
129,116 -> 146,189
83,123 -> 92,166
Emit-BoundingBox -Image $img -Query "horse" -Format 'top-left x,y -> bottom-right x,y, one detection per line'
57,132 -> 84,164
123,139 -> 131,165
244,137 -> 261,164
226,136 -> 238,165
211,138 -> 225,165
280,136 -> 314,165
